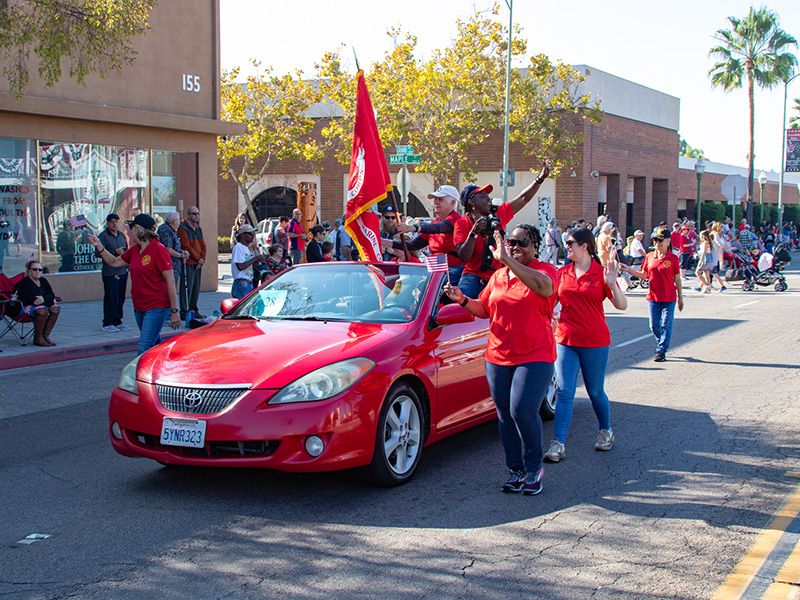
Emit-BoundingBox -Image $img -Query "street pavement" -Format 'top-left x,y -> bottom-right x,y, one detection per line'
1,264 -> 799,599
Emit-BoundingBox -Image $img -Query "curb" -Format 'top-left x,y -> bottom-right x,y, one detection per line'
0,331 -> 181,371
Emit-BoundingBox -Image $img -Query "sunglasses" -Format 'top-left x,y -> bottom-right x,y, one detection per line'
383,216 -> 397,221
565,240 -> 576,246
29,267 -> 43,271
506,239 -> 529,248
188,211 -> 200,215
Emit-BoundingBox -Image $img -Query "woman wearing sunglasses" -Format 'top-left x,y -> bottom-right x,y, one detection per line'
445,225 -> 556,496
544,227 -> 627,463
13,260 -> 60,346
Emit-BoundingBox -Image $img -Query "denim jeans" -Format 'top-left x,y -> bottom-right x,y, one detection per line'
134,308 -> 171,354
485,361 -> 554,475
648,301 -> 676,354
102,273 -> 127,327
290,249 -> 303,266
448,265 -> 464,286
459,273 -> 488,299
231,278 -> 253,299
554,344 -> 611,444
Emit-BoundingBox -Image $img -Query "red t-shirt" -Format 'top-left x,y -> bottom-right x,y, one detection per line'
420,210 -> 463,267
641,251 -> 680,302
121,241 -> 173,312
478,259 -> 557,365
453,202 -> 514,280
670,231 -> 684,254
554,261 -> 614,348
289,220 -> 306,251
680,230 -> 697,253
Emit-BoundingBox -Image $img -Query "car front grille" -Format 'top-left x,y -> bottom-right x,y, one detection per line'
155,384 -> 248,415
129,431 -> 280,458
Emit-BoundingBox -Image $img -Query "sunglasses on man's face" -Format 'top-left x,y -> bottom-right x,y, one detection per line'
383,216 -> 397,221
188,211 -> 200,216
29,267 -> 43,271
506,238 -> 529,248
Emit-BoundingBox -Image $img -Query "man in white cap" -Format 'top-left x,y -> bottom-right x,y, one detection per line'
230,224 -> 266,299
389,184 -> 465,283
627,230 -> 647,264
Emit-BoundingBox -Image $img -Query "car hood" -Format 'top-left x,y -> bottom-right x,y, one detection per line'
137,318 -> 407,388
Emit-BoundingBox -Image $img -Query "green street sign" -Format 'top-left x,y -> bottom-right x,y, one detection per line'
389,153 -> 422,165
396,145 -> 414,155
389,154 -> 404,164
405,154 -> 421,164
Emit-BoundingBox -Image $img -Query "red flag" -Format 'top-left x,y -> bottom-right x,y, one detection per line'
344,71 -> 392,262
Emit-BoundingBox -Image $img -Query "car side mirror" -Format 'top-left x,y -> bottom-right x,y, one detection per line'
435,303 -> 475,326
220,297 -> 240,315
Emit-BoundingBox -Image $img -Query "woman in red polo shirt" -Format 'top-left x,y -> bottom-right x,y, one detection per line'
621,226 -> 684,362
445,225 -> 556,496
543,227 -> 628,463
90,213 -> 180,354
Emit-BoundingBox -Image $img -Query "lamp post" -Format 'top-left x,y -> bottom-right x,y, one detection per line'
758,170 -> 767,206
777,72 -> 799,228
501,0 -> 513,202
695,157 -> 705,226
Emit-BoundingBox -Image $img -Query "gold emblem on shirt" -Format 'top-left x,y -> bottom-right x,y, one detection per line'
142,255 -> 152,266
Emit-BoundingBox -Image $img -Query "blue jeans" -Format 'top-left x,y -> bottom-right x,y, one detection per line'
485,361 -> 554,475
459,273 -> 488,299
648,301 -> 676,354
554,344 -> 611,444
448,265 -> 464,286
231,278 -> 253,299
134,308 -> 171,354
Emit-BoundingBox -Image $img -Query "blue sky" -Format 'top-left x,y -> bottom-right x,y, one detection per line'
221,0 -> 800,173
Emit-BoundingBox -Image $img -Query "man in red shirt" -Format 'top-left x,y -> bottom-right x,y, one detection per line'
287,208 -> 306,265
679,222 -> 697,279
453,161 -> 550,298
670,222 -> 684,258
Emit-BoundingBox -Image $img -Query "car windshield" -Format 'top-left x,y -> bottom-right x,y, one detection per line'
231,263 -> 432,324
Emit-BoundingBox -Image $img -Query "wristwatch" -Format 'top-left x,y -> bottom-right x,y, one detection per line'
459,297 -> 469,307
170,308 -> 179,313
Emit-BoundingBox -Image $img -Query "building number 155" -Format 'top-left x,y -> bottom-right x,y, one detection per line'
182,74 -> 200,93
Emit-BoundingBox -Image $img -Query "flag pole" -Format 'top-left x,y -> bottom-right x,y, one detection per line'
399,233 -> 410,262
351,47 -> 361,72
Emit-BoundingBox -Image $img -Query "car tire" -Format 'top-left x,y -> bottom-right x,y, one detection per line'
540,375 -> 557,421
366,383 -> 425,487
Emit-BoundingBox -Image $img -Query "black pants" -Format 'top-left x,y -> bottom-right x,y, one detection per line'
102,273 -> 128,327
181,264 -> 201,316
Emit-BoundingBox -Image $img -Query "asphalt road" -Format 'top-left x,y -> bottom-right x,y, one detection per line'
2,271 -> 799,600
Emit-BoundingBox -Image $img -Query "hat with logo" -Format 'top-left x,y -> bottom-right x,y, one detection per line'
428,185 -> 459,201
459,184 -> 494,207
651,226 -> 670,240
380,205 -> 397,215
125,213 -> 156,231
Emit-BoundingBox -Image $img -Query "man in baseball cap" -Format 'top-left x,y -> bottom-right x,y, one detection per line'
125,213 -> 157,231
97,212 -> 129,332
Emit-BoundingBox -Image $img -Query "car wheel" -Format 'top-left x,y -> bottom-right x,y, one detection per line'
367,383 -> 425,486
539,375 -> 557,420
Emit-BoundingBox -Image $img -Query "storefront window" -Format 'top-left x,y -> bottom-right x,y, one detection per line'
38,142 -> 147,273
0,137 -> 38,277
151,150 -> 198,221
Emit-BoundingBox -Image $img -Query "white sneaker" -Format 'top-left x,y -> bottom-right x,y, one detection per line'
544,440 -> 566,463
116,323 -> 132,331
101,325 -> 119,333
595,429 -> 614,451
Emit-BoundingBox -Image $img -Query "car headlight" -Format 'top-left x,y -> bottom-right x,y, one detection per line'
119,355 -> 141,395
269,358 -> 375,404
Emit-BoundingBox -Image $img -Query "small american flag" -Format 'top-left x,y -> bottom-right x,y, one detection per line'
68,214 -> 89,228
423,254 -> 449,273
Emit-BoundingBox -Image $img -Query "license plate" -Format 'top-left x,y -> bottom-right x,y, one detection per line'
160,417 -> 206,448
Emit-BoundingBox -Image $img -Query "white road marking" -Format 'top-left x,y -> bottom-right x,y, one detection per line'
16,533 -> 52,545
734,300 -> 760,309
613,334 -> 652,349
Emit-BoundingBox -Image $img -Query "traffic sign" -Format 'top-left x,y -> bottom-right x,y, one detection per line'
405,154 -> 421,164
396,145 -> 414,155
389,155 -> 404,164
721,174 -> 747,205
499,168 -> 516,187
389,154 -> 422,165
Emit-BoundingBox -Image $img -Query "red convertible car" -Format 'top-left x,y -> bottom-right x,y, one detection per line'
109,262 -> 556,485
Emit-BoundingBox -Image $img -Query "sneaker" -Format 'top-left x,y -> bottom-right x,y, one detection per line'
595,429 -> 615,451
719,286 -> 727,293
522,467 -> 544,496
500,470 -> 525,493
193,312 -> 207,320
116,323 -> 132,331
101,325 -> 119,333
654,352 -> 666,362
704,286 -> 712,294
544,440 -> 566,463
692,287 -> 702,292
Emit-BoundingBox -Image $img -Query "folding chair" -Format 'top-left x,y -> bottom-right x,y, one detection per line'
0,272 -> 35,346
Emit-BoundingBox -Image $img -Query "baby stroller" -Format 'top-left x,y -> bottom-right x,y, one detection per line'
740,245 -> 789,292
618,254 -> 649,290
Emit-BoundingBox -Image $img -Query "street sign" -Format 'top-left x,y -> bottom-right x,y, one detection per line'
405,154 -> 421,164
499,168 -> 516,187
389,155 -> 404,164
390,154 -> 421,165
396,145 -> 414,155
721,174 -> 747,205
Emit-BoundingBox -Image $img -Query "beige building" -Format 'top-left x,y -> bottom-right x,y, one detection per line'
0,0 -> 241,300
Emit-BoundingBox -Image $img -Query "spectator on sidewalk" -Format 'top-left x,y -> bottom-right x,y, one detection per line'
260,244 -> 288,282
56,221 -> 75,273
157,212 -> 189,299
626,230 -> 647,265
96,213 -> 130,333
229,213 -> 248,249
89,213 -> 180,354
596,221 -> 615,266
13,260 -> 60,347
306,225 -> 326,263
287,208 -> 306,265
543,219 -> 561,267
230,224 -> 265,299
178,206 -> 206,319
334,215 -> 353,261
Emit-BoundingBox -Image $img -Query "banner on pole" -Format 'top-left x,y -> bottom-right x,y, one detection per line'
786,129 -> 800,173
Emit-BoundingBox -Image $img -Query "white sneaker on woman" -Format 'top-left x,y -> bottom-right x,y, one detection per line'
544,440 -> 566,462
595,429 -> 614,451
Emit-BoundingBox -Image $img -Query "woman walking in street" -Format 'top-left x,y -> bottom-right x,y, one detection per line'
445,225 -> 556,496
620,227 -> 684,362
89,214 -> 181,354
544,227 -> 628,463
694,230 -> 715,293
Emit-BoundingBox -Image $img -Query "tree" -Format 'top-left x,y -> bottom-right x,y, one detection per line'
708,6 -> 797,223
679,137 -> 706,159
791,97 -> 800,128
218,62 -> 323,224
0,0 -> 155,98
316,7 -> 598,188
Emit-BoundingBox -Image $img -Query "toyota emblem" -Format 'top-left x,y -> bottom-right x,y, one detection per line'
183,391 -> 203,409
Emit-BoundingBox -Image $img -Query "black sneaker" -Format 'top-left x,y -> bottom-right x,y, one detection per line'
501,470 -> 525,493
654,352 -> 666,362
522,467 -> 544,496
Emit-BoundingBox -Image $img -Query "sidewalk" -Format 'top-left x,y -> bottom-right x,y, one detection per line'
0,263 -> 234,370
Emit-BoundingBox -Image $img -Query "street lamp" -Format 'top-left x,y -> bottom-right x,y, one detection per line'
777,72 -> 799,227
695,157 -> 706,226
501,0 -> 513,202
758,171 -> 767,207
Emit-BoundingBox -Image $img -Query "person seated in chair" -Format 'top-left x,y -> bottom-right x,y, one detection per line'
13,260 -> 60,346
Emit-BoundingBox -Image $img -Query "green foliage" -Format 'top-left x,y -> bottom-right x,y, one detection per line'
783,205 -> 800,224
0,0 -> 155,98
315,5 -> 599,185
791,97 -> 800,129
217,236 -> 231,254
700,202 -> 726,224
218,61 -> 323,223
679,137 -> 706,159
751,204 -> 780,224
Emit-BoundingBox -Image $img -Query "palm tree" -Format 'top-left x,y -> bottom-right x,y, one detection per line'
709,6 -> 797,223
791,97 -> 800,129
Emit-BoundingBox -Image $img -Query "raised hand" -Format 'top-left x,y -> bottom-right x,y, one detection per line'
443,284 -> 465,304
538,159 -> 550,181
87,234 -> 101,250
604,257 -> 620,286
490,230 -> 509,263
